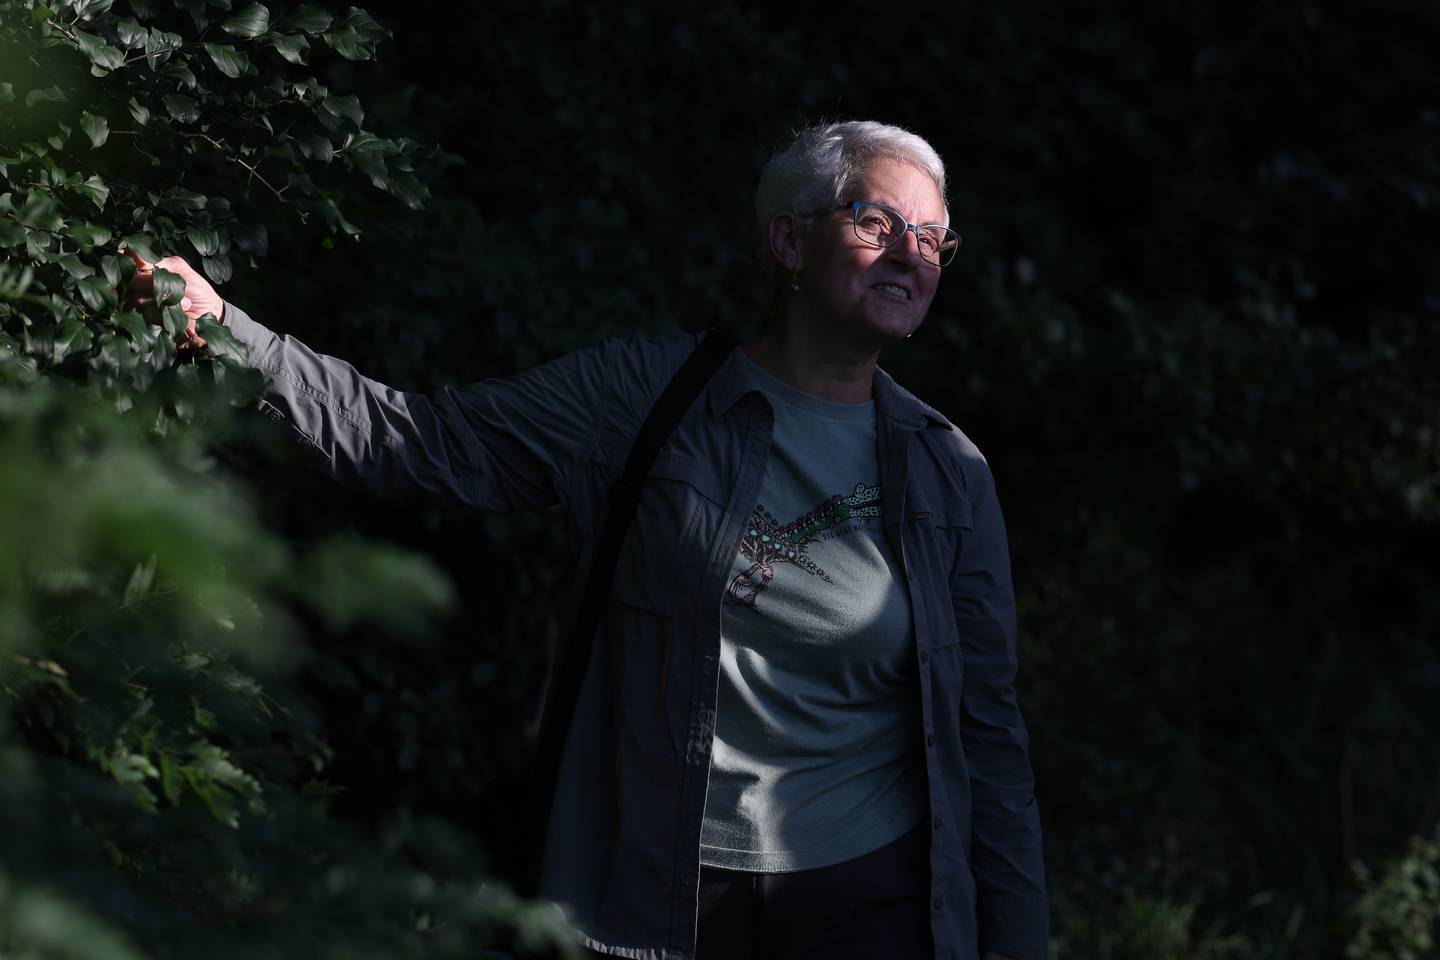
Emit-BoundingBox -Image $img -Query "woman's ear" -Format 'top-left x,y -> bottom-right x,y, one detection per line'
767,212 -> 803,274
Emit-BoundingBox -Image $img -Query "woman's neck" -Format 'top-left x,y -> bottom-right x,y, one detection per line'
742,320 -> 880,404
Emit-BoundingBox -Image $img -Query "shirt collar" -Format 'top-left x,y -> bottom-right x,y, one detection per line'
706,341 -> 951,432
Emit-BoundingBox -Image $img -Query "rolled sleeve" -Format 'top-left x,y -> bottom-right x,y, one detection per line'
951,461 -> 1049,958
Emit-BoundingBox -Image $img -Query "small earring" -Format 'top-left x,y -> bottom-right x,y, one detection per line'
790,271 -> 801,293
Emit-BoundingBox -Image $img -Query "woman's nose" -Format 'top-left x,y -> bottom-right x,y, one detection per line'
886,227 -> 926,265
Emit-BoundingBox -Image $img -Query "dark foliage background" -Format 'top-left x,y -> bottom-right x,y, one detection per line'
4,0 -> 1440,956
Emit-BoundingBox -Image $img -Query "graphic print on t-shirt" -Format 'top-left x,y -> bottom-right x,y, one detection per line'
725,481 -> 882,608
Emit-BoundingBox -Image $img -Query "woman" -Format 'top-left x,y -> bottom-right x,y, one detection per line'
132,120 -> 1047,960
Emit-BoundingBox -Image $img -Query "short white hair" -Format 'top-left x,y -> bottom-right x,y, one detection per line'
754,119 -> 949,276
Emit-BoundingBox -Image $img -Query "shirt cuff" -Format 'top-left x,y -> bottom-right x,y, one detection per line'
979,892 -> 1050,960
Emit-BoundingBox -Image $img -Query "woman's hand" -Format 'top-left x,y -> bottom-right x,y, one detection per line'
122,249 -> 224,351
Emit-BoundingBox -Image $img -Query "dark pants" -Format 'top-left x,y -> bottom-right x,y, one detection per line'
585,823 -> 934,959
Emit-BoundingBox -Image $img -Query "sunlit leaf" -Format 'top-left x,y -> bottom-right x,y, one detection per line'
187,226 -> 221,256
78,112 -> 109,148
151,267 -> 185,306
266,32 -> 308,64
221,2 -> 270,38
204,43 -> 249,78
320,93 -> 363,128
74,175 -> 109,210
70,222 -> 112,248
119,234 -> 158,262
76,275 -> 116,311
52,317 -> 92,361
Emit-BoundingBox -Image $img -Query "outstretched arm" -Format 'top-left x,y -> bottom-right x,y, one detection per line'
126,251 -> 607,512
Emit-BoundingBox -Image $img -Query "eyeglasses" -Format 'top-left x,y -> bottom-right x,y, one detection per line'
802,200 -> 961,267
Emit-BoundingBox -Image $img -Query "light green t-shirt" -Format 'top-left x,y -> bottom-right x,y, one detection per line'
699,351 -> 927,872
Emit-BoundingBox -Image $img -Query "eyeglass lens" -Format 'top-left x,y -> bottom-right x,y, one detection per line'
852,203 -> 959,266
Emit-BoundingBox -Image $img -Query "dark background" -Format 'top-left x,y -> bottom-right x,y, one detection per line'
218,0 -> 1440,953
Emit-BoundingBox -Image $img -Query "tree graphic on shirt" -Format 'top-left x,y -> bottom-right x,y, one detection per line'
724,481 -> 882,608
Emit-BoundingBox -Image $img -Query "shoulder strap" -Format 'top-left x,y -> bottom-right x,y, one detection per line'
523,328 -> 738,886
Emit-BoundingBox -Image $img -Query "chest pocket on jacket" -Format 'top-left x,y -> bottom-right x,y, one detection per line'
585,442 -> 721,617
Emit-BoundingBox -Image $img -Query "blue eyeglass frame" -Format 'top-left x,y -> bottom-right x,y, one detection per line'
801,200 -> 961,266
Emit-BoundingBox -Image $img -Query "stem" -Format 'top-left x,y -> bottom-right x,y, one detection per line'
186,133 -> 288,201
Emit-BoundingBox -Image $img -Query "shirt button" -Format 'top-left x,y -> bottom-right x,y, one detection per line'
919,651 -> 929,664
932,896 -> 944,911
926,734 -> 935,748
933,817 -> 943,830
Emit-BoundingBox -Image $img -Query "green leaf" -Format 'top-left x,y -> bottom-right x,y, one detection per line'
73,30 -> 125,70
197,317 -> 245,359
187,226 -> 220,256
214,353 -> 265,403
47,120 -> 72,151
57,253 -> 95,279
119,234 -> 159,262
161,304 -> 187,337
144,29 -> 183,71
72,0 -> 113,19
79,111 -> 109,148
25,85 -> 66,108
127,97 -> 149,126
320,93 -> 363,127
275,4 -> 331,33
0,83 -> 13,103
384,173 -> 428,210
53,317 -> 92,361
266,32 -> 308,64
152,267 -> 185,307
19,191 -> 63,231
221,2 -> 270,38
297,133 -> 333,162
340,7 -> 387,43
70,221 -> 112,248
204,43 -> 249,78
163,94 -> 200,123
162,188 -> 208,211
161,61 -> 197,90
202,255 -> 232,284
101,253 -> 126,287
74,175 -> 109,210
115,17 -> 146,47
0,220 -> 26,247
323,24 -> 370,61
114,309 -> 150,344
76,275 -> 116,311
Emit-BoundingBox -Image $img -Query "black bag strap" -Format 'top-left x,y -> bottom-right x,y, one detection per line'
522,328 -> 738,888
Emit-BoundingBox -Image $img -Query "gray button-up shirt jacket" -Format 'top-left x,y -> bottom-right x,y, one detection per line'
224,304 -> 1049,960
